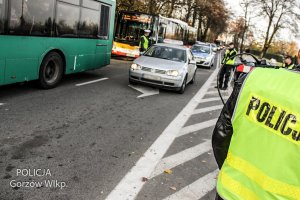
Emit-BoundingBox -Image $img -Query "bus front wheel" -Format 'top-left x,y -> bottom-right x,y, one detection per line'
39,52 -> 64,89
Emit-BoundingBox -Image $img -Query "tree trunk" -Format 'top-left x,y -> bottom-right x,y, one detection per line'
192,7 -> 197,27
167,0 -> 176,18
240,4 -> 248,52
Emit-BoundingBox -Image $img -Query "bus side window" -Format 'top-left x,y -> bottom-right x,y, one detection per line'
9,0 -> 55,36
98,4 -> 110,40
56,2 -> 80,37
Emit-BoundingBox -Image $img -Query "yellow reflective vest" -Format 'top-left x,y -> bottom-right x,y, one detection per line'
222,49 -> 237,65
139,35 -> 149,51
217,68 -> 300,200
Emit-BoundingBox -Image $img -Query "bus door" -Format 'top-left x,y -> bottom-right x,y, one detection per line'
95,4 -> 111,67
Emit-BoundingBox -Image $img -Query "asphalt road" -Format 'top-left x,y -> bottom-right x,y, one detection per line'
0,52 -> 222,200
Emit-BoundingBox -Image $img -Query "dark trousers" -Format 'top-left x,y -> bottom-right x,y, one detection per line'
218,65 -> 232,88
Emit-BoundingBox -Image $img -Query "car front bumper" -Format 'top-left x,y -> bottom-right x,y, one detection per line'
195,58 -> 211,67
129,69 -> 184,90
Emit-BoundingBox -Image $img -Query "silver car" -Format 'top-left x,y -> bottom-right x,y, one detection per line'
191,44 -> 215,68
129,44 -> 197,94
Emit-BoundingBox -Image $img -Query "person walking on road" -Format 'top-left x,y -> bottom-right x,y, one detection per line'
217,42 -> 237,90
284,55 -> 295,69
212,66 -> 300,200
140,30 -> 151,54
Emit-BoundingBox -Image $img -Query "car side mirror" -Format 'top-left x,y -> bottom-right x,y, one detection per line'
260,59 -> 267,65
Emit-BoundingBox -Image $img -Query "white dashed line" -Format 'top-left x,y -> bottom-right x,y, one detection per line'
104,55 -> 220,200
177,119 -> 218,138
150,140 -> 212,178
162,169 -> 219,200
75,78 -> 108,86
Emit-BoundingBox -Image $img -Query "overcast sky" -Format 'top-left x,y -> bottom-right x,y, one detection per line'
224,0 -> 300,47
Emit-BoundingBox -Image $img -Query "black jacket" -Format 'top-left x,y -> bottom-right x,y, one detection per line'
212,74 -> 247,169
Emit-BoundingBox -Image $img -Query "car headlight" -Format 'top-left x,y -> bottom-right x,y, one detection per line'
166,70 -> 179,77
206,56 -> 212,61
131,63 -> 142,70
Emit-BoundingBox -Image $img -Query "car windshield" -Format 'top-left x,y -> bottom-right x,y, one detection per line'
192,45 -> 211,54
144,46 -> 186,63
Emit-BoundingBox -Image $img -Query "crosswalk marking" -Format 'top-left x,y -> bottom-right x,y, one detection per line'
150,140 -> 212,178
206,90 -> 228,95
162,169 -> 219,200
177,119 -> 218,138
104,64 -> 219,200
200,97 -> 228,103
193,105 -> 223,115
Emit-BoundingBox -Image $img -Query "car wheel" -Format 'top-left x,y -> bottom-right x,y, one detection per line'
190,69 -> 196,84
178,76 -> 187,94
38,52 -> 64,89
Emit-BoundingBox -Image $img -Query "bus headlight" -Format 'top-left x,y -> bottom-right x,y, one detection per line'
131,63 -> 142,70
166,70 -> 179,77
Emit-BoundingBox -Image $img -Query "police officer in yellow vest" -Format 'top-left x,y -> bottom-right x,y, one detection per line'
212,67 -> 300,200
217,42 -> 237,90
284,55 -> 295,69
139,29 -> 151,54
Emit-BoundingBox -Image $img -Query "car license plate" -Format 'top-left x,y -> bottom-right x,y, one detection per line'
126,53 -> 136,57
144,74 -> 161,81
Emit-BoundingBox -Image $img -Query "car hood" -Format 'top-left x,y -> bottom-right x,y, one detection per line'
192,51 -> 210,58
134,56 -> 185,70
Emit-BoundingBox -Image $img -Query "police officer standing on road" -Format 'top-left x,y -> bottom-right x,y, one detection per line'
212,66 -> 300,200
217,42 -> 237,90
284,55 -> 295,69
140,30 -> 151,54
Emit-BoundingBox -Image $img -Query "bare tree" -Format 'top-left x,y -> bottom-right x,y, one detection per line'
253,0 -> 299,58
195,0 -> 229,41
239,0 -> 251,52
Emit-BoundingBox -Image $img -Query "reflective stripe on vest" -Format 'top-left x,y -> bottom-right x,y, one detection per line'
217,68 -> 300,200
223,49 -> 237,65
287,64 -> 295,70
139,35 -> 149,50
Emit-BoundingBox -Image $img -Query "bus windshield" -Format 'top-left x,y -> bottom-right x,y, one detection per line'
114,13 -> 153,46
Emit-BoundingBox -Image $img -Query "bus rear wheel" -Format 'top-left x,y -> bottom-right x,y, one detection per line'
39,52 -> 64,89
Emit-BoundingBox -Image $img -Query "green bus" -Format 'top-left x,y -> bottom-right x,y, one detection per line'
0,0 -> 115,89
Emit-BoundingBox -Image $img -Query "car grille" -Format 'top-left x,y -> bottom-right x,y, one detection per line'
141,78 -> 163,84
141,67 -> 166,74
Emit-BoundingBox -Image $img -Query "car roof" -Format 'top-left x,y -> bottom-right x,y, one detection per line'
153,43 -> 188,50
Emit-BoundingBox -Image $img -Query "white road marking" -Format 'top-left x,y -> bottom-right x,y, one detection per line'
193,105 -> 223,115
0,103 -> 4,106
128,85 -> 159,98
177,118 -> 218,138
104,54 -> 220,200
150,140 -> 212,178
199,97 -> 228,103
206,90 -> 227,95
162,169 -> 219,200
75,78 -> 108,86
